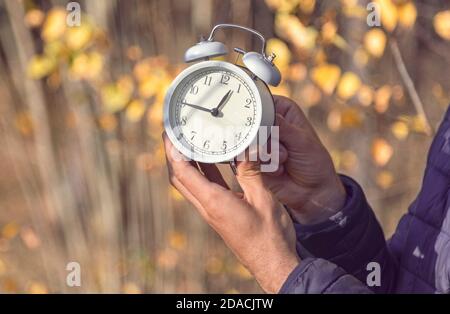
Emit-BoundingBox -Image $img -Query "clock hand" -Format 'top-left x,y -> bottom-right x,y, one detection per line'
181,101 -> 212,113
217,90 -> 233,112
211,90 -> 233,117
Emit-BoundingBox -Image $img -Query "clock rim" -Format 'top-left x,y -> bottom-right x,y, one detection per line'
163,60 -> 263,163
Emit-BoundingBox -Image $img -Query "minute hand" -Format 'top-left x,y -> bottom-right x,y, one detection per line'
181,102 -> 212,113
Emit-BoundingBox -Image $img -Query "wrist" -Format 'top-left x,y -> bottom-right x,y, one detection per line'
255,253 -> 300,294
291,175 -> 346,225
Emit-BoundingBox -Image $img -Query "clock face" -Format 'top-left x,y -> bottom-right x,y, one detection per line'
165,63 -> 262,163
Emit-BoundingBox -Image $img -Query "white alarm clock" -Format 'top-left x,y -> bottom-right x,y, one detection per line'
163,24 -> 281,168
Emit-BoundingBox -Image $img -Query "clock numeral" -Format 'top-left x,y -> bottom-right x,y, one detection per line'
222,140 -> 227,152
235,132 -> 242,142
180,116 -> 187,126
236,84 -> 241,93
245,117 -> 253,126
244,98 -> 252,108
220,74 -> 230,85
204,75 -> 212,86
190,85 -> 199,95
203,140 -> 210,150
190,131 -> 197,140
177,132 -> 184,140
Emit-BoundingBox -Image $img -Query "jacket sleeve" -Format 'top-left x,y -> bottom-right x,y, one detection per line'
287,175 -> 398,293
279,257 -> 372,293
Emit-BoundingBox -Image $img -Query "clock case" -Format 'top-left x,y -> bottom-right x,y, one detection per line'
163,24 -> 281,166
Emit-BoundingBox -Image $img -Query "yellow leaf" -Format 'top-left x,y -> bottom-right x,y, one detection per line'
101,78 -> 133,113
98,114 -> 117,132
2,222 -> 19,239
136,153 -> 155,171
321,21 -> 337,43
269,83 -> 291,97
330,149 -> 341,169
65,23 -> 93,51
265,0 -> 298,13
133,59 -> 152,82
41,8 -> 66,42
327,109 -> 341,131
27,55 -> 57,79
310,64 -> 341,94
299,0 -> 316,14
391,121 -> 409,140
122,282 -> 141,294
337,72 -> 361,100
147,102 -> 164,126
169,186 -> 184,201
342,1 -> 367,19
117,75 -> 134,95
376,170 -> 394,189
434,10 -> 450,41
266,38 -> 291,71
15,111 -> 34,136
341,107 -> 362,128
298,83 -> 321,107
411,115 -> 428,134
372,138 -> 393,166
358,85 -> 374,107
139,76 -> 160,99
354,47 -> 369,67
3,278 -> 18,293
206,257 -> 223,275
126,99 -> 146,122
234,263 -> 253,279
287,63 -> 307,81
275,14 -> 317,51
28,282 -> 48,294
375,0 -> 398,32
398,2 -> 417,29
25,9 -> 45,28
169,231 -> 187,250
70,52 -> 103,81
313,48 -> 327,64
20,226 -> 41,249
126,45 -> 142,61
375,85 -> 392,113
44,40 -> 65,58
332,34 -> 349,50
364,29 -> 387,58
157,248 -> 178,270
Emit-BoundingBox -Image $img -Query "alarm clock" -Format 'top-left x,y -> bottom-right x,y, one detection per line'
163,24 -> 281,169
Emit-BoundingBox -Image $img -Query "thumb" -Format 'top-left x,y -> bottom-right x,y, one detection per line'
235,155 -> 275,209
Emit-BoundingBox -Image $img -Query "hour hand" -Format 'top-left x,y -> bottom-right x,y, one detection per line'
212,90 -> 233,116
181,101 -> 212,113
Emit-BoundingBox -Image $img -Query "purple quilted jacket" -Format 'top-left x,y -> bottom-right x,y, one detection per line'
280,105 -> 450,294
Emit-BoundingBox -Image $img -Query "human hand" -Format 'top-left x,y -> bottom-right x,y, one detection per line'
163,133 -> 299,293
263,96 -> 346,225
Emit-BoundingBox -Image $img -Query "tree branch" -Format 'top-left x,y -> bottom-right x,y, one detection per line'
390,39 -> 434,136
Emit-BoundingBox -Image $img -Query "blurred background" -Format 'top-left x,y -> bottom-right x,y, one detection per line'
0,0 -> 449,293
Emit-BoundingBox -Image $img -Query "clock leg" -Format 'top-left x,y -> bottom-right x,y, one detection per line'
229,158 -> 237,175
